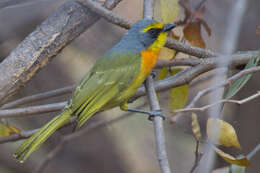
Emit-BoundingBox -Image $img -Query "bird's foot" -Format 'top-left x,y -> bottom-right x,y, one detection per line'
126,108 -> 165,121
148,109 -> 165,121
150,71 -> 157,79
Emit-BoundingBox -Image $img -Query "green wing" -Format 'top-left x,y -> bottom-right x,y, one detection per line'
68,52 -> 141,128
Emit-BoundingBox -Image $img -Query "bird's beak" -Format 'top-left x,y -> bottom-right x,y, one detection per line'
162,24 -> 176,32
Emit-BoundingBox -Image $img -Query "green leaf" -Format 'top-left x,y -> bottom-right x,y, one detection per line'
225,54 -> 260,99
169,68 -> 189,115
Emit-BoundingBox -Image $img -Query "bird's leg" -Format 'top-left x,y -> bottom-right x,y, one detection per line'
126,108 -> 165,121
120,103 -> 165,121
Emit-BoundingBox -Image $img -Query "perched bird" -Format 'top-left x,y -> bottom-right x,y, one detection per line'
14,19 -> 176,162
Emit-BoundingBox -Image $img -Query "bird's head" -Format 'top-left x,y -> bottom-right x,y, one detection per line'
128,19 -> 176,51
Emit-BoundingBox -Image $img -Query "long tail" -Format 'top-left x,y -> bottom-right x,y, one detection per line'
14,109 -> 71,162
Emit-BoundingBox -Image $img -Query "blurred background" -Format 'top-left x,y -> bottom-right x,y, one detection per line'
0,0 -> 259,172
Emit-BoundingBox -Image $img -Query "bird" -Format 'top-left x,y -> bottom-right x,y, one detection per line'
14,19 -> 176,162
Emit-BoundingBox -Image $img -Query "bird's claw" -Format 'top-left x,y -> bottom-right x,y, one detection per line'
150,71 -> 157,79
148,109 -> 165,121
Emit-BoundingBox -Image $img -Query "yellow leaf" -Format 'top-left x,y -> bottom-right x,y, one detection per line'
9,125 -> 20,134
213,146 -> 250,167
207,118 -> 241,149
191,113 -> 201,140
183,22 -> 206,48
0,123 -> 20,137
169,68 -> 189,115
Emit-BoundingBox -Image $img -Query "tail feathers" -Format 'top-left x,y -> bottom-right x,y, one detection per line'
14,109 -> 71,162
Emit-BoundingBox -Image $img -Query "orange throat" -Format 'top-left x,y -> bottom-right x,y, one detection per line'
140,49 -> 160,75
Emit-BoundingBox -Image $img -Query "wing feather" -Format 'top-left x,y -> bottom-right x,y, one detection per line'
68,52 -> 141,128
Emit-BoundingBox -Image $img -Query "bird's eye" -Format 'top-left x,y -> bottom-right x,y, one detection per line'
147,28 -> 161,38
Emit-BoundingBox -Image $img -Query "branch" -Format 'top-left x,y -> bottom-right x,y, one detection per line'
165,38 -> 218,58
185,65 -> 260,110
0,0 -> 123,104
0,52 -> 255,119
1,85 -> 74,109
189,141 -> 203,173
0,116 -> 76,144
0,102 -> 66,118
0,129 -> 38,144
132,51 -> 258,102
155,57 -> 201,69
174,91 -> 260,113
145,76 -> 171,173
247,143 -> 260,160
77,0 -> 132,29
142,0 -> 171,172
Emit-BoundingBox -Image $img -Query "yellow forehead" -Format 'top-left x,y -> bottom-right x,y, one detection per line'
142,23 -> 164,32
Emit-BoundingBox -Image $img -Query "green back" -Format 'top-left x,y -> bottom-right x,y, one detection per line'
68,52 -> 141,127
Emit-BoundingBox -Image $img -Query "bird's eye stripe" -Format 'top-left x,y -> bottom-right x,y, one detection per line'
148,28 -> 161,33
148,28 -> 161,37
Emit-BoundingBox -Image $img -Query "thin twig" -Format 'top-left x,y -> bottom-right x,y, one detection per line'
77,0 -> 132,29
247,143 -> 260,160
0,117 -> 76,144
0,129 -> 38,144
174,91 -> 260,113
165,38 -> 218,58
185,66 -> 260,110
34,113 -> 132,173
155,57 -> 201,69
189,140 -> 203,173
0,102 -> 66,118
1,85 -> 75,109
